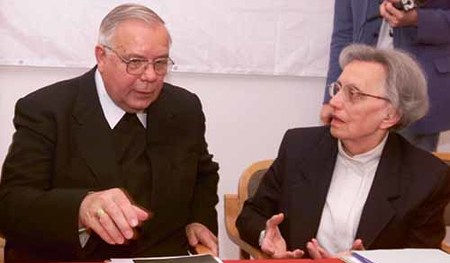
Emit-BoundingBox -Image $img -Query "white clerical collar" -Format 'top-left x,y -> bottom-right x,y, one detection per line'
338,134 -> 388,164
95,69 -> 146,129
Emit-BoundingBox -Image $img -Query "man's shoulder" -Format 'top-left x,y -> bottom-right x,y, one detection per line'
162,82 -> 197,98
160,82 -> 201,108
20,68 -> 95,106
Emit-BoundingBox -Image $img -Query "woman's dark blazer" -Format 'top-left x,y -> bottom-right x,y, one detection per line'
237,126 -> 450,257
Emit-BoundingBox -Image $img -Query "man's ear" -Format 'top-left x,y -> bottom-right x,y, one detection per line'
95,45 -> 107,72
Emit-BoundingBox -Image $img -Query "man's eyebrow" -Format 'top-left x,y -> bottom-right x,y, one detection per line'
124,52 -> 169,61
124,53 -> 147,60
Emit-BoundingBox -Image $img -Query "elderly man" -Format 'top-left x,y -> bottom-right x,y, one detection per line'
0,3 -> 219,262
237,44 -> 450,259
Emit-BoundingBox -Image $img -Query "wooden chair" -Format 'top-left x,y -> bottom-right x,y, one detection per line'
224,160 -> 273,259
433,152 -> 450,254
0,236 -> 4,263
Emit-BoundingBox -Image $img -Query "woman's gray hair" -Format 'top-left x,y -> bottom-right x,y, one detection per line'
98,3 -> 170,46
339,44 -> 429,130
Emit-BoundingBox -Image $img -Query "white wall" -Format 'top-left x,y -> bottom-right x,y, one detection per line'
1,0 -> 334,76
1,66 -> 450,259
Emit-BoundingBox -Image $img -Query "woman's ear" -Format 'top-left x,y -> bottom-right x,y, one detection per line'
380,108 -> 400,129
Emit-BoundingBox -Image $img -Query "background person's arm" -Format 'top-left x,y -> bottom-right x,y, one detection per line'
324,0 -> 354,103
416,6 -> 450,44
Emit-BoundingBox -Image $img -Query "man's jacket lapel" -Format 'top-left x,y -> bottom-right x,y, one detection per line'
145,84 -> 177,209
72,68 -> 122,189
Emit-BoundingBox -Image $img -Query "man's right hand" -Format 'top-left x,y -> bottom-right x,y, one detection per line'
79,188 -> 150,245
260,213 -> 304,258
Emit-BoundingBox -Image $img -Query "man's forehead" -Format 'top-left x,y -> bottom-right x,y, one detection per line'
111,23 -> 170,54
113,20 -> 168,42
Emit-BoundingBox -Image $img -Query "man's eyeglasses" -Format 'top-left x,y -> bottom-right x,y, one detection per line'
328,81 -> 390,103
103,45 -> 174,76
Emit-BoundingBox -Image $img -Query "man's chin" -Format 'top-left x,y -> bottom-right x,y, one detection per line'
129,98 -> 156,111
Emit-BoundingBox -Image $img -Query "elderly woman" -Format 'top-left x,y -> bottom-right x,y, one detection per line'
236,44 -> 450,259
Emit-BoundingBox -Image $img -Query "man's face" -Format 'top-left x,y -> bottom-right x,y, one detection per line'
96,20 -> 171,113
329,60 -> 396,149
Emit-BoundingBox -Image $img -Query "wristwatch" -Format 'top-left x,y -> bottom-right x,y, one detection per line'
399,0 -> 416,11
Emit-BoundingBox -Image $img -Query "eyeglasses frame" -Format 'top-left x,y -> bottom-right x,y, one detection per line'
102,45 -> 174,76
328,81 -> 391,103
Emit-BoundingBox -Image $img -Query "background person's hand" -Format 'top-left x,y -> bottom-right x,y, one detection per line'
261,213 -> 304,258
307,238 -> 365,259
320,104 -> 333,125
186,222 -> 219,256
79,188 -> 150,244
380,0 -> 418,27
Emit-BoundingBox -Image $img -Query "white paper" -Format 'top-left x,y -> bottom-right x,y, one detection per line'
111,254 -> 222,263
348,249 -> 450,263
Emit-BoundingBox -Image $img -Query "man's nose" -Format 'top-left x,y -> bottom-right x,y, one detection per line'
140,64 -> 158,81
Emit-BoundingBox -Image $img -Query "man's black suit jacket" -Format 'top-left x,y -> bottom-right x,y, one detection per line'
237,126 -> 450,257
0,68 -> 219,261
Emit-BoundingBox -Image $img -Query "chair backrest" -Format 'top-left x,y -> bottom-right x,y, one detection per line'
434,152 -> 450,165
433,152 -> 450,225
433,152 -> 450,253
224,159 -> 273,259
0,237 -> 4,263
237,160 -> 273,207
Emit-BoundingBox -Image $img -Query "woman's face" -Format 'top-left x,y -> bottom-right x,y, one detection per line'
329,60 -> 398,154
